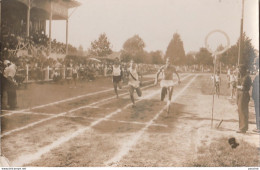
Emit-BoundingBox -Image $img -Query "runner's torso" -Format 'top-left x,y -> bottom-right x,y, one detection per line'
160,65 -> 176,80
112,65 -> 121,76
215,75 -> 220,82
128,67 -> 139,82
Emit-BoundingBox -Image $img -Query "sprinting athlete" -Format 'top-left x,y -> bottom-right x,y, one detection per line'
154,58 -> 181,114
112,58 -> 122,98
128,60 -> 142,107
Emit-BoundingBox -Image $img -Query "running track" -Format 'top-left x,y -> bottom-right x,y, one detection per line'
1,73 -> 198,166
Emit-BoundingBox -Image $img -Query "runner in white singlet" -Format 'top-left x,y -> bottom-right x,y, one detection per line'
112,58 -> 122,98
154,58 -> 181,114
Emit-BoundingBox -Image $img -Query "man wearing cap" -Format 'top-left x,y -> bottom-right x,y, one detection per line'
3,60 -> 18,110
236,64 -> 252,133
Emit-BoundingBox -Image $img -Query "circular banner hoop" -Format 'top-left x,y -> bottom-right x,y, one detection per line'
205,30 -> 230,56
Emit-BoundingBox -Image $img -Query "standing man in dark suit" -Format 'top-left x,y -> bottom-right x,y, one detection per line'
236,64 -> 252,133
252,63 -> 259,133
3,60 -> 18,110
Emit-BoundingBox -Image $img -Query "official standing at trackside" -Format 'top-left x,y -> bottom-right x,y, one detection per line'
236,64 -> 252,133
252,65 -> 259,133
3,60 -> 18,110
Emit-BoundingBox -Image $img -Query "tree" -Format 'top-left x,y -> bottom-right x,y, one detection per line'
121,35 -> 146,63
165,33 -> 186,65
78,45 -> 84,56
185,53 -> 195,66
195,48 -> 213,66
220,33 -> 257,70
149,50 -> 164,64
88,33 -> 113,57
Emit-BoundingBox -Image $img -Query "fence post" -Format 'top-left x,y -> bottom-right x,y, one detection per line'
26,65 -> 29,82
45,66 -> 49,81
62,67 -> 66,79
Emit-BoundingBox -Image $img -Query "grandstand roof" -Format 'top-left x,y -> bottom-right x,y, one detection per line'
5,0 -> 81,20
16,0 -> 81,8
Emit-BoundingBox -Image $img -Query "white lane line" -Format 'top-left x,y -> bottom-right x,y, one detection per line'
104,74 -> 198,166
11,88 -> 162,167
102,118 -> 168,128
59,115 -> 168,127
1,75 -> 192,138
20,112 -> 55,116
0,79 -> 156,117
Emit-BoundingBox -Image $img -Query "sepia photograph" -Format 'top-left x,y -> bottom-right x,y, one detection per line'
0,0 -> 259,168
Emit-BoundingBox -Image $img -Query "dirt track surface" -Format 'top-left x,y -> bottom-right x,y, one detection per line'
1,73 -> 259,167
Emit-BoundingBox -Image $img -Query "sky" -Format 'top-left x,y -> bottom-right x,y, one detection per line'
47,0 -> 259,54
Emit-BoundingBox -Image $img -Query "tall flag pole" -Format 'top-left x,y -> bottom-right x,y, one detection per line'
238,0 -> 245,67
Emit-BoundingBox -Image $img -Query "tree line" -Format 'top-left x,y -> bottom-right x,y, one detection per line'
85,32 -> 258,68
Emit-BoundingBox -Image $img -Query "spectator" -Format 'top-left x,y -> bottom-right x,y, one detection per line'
236,64 -> 252,133
71,65 -> 78,88
3,60 -> 18,110
229,70 -> 237,99
252,65 -> 259,133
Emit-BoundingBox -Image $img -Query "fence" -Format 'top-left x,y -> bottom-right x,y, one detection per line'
16,66 -> 104,83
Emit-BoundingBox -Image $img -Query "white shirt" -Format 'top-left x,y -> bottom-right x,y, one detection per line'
230,74 -> 236,82
112,65 -> 121,76
4,63 -> 16,78
128,67 -> 139,88
215,75 -> 220,82
129,67 -> 139,80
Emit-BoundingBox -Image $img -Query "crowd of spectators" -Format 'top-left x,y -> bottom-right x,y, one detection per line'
13,56 -> 160,84
1,21 -> 78,61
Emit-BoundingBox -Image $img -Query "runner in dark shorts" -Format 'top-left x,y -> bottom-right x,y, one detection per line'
154,58 -> 181,114
112,58 -> 122,98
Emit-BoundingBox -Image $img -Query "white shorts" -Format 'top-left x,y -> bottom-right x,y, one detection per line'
128,81 -> 140,88
160,80 -> 174,88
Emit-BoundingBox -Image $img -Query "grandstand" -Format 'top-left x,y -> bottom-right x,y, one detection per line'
1,0 -> 81,59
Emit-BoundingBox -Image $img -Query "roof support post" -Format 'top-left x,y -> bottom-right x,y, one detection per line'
49,0 -> 52,55
66,18 -> 68,55
26,0 -> 31,37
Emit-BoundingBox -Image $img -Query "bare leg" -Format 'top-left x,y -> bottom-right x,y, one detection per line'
74,78 -> 77,87
118,81 -> 122,89
136,87 -> 142,97
161,87 -> 167,101
129,86 -> 135,107
167,86 -> 174,114
113,82 -> 118,98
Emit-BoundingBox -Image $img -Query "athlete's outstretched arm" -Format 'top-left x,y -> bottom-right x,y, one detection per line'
154,66 -> 163,85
